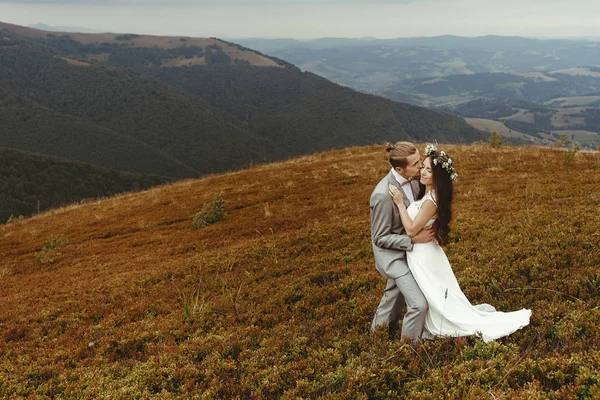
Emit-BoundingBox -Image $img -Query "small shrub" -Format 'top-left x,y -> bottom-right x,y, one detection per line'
554,134 -> 581,164
563,142 -> 581,164
179,287 -> 205,322
553,133 -> 571,148
35,234 -> 69,264
489,131 -> 504,148
0,266 -> 11,279
104,338 -> 148,362
191,193 -> 227,229
6,214 -> 23,224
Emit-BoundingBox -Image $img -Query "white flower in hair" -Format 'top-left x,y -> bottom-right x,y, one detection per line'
423,142 -> 458,181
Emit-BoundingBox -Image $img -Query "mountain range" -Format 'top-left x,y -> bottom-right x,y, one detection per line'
237,35 -> 600,148
0,21 -> 482,222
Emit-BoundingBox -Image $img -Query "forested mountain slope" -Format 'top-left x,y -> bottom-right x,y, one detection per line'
0,147 -> 169,222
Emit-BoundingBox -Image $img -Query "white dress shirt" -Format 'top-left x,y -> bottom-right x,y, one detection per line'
391,168 -> 415,204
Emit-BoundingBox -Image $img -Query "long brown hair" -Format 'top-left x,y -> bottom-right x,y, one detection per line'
429,156 -> 453,245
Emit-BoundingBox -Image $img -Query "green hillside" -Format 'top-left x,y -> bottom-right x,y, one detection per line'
0,96 -> 198,178
152,65 -> 481,151
0,147 -> 170,222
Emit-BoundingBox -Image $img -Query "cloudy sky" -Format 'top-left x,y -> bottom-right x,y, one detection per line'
1,0 -> 599,39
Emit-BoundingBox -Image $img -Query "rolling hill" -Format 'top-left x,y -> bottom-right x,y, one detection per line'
238,36 -> 600,148
388,70 -> 600,106
0,143 -> 598,397
239,36 -> 600,93
443,97 -> 600,148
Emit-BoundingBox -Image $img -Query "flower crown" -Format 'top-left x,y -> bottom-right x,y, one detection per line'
424,143 -> 458,181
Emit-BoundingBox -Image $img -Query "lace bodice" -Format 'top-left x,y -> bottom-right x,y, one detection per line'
407,190 -> 437,227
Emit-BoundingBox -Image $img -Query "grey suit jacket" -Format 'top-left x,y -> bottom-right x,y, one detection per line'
370,171 -> 422,279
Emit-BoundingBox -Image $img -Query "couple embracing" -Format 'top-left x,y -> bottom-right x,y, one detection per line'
370,141 -> 531,344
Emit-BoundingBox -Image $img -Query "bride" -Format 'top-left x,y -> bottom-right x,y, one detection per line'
388,144 -> 531,342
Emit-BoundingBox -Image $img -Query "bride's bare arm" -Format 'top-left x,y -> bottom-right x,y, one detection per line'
389,185 -> 437,237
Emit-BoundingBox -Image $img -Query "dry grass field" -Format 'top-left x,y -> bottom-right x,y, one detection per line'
464,118 -> 533,141
553,130 -> 600,148
545,95 -> 600,107
549,68 -> 600,78
0,144 -> 599,398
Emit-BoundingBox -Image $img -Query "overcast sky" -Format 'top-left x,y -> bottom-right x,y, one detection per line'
1,0 -> 600,39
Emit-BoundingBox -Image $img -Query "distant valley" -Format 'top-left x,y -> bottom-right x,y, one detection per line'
238,36 -> 600,148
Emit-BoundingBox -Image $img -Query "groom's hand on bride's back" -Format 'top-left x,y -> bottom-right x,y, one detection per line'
411,227 -> 435,244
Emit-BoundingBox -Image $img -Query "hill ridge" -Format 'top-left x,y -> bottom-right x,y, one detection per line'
0,20 -> 282,67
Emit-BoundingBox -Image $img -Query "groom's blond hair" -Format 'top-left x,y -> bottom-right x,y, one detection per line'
386,142 -> 417,169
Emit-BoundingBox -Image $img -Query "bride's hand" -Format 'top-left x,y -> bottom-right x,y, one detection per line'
388,184 -> 405,207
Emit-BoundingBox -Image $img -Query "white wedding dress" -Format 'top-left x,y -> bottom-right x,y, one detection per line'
407,191 -> 531,343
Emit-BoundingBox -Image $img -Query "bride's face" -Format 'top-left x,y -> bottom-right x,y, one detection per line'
420,157 -> 433,186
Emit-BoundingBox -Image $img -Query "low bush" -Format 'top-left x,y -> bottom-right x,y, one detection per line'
35,234 -> 69,264
191,193 -> 227,229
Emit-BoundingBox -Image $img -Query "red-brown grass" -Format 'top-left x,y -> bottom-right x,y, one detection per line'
0,144 -> 598,398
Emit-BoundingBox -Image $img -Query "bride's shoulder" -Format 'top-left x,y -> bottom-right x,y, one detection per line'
424,190 -> 438,206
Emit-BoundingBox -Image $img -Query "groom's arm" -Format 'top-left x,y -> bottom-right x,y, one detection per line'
370,192 -> 413,251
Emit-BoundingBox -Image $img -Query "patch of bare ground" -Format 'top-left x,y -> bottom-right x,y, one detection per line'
501,108 -> 535,123
550,67 -> 600,78
551,107 -> 588,128
464,117 -> 532,140
161,55 -> 207,67
82,52 -> 110,62
57,56 -> 91,67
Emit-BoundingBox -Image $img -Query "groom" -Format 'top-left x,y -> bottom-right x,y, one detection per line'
370,141 -> 434,344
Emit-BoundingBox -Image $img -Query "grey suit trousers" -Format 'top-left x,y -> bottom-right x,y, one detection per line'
371,260 -> 427,343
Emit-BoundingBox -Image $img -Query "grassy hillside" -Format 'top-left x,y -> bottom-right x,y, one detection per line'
464,117 -> 535,142
0,144 -> 598,398
0,147 -> 170,223
444,98 -> 600,148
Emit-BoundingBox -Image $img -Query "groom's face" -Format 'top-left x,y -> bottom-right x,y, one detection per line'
397,150 -> 423,178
